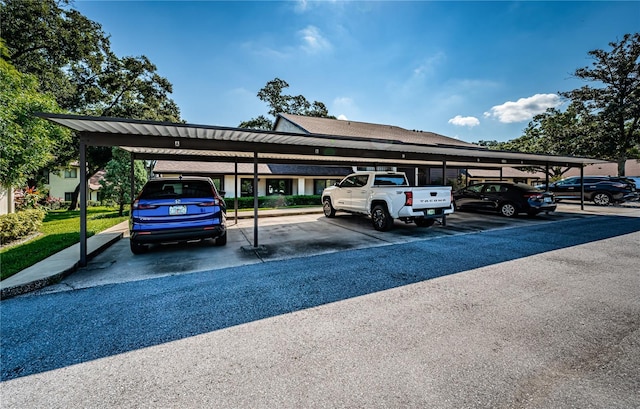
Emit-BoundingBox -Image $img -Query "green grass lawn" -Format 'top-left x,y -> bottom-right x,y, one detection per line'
0,207 -> 129,281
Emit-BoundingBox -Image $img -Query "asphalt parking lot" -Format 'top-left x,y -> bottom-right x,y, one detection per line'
3,202 -> 639,408
31,202 -> 634,294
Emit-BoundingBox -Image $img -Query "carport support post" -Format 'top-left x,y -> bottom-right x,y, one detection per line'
234,158 -> 238,225
130,154 -> 135,204
580,166 -> 585,211
79,141 -> 87,267
442,160 -> 447,227
253,152 -> 259,247
545,164 -> 550,191
442,160 -> 447,185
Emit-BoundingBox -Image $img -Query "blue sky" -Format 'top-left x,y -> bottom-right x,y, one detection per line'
74,1 -> 639,143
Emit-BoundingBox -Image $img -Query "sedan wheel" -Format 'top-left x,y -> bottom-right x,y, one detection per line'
500,202 -> 517,217
593,192 -> 612,206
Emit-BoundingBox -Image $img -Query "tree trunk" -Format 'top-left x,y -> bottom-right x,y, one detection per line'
118,190 -> 125,216
618,158 -> 626,176
67,184 -> 81,210
67,168 -> 101,211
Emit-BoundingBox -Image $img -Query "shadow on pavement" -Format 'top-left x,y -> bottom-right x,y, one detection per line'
2,214 -> 639,381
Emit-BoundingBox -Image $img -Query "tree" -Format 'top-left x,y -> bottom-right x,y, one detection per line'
481,33 -> 639,178
239,77 -> 335,129
0,0 -> 110,109
0,45 -> 72,188
99,147 -> 147,216
475,102 -> 600,179
2,0 -> 182,208
562,33 -> 640,175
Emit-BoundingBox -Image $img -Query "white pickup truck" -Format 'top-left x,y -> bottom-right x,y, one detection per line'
321,171 -> 454,231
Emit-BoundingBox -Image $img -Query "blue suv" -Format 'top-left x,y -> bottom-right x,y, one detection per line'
129,177 -> 227,254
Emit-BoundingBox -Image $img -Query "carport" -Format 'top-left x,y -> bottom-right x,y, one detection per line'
38,113 -> 607,266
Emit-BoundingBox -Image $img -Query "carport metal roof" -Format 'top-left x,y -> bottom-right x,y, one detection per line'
40,113 -> 606,168
38,113 -> 607,266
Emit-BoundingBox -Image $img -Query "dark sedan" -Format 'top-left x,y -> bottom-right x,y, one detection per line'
454,182 -> 556,217
539,176 -> 637,205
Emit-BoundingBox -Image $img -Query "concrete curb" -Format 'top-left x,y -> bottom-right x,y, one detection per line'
1,231 -> 124,300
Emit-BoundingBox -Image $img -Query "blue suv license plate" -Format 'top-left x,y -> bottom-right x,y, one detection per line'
169,205 -> 187,215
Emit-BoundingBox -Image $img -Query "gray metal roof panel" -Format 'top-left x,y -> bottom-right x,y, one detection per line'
38,113 -> 608,167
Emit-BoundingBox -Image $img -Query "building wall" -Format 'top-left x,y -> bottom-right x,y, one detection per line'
47,167 -> 99,201
274,119 -> 304,134
157,173 -> 343,198
48,169 -> 80,200
0,185 -> 14,215
467,176 -> 542,185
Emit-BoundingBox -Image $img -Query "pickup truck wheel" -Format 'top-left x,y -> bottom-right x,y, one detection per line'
499,202 -> 517,217
415,218 -> 435,227
372,204 -> 393,231
323,198 -> 336,218
592,192 -> 612,206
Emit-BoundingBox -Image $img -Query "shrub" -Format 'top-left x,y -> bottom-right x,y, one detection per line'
231,195 -> 321,209
0,209 -> 47,244
14,186 -> 45,211
42,196 -> 64,210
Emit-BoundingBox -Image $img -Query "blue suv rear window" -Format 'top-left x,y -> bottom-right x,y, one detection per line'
140,181 -> 213,199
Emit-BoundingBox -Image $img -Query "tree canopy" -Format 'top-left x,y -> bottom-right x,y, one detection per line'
239,77 -> 335,130
1,0 -> 182,207
99,147 -> 147,216
0,43 -> 71,187
562,33 -> 640,175
479,33 -> 639,177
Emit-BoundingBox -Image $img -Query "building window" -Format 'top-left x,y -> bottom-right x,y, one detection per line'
209,177 -> 223,192
266,179 -> 292,195
356,166 -> 395,172
64,168 -> 78,179
241,178 -> 254,197
314,179 -> 340,195
64,192 -> 74,201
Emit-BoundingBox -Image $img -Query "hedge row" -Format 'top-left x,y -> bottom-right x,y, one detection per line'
228,195 -> 321,209
0,209 -> 47,244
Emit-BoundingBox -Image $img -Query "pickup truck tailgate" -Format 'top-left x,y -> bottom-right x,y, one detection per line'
410,187 -> 452,209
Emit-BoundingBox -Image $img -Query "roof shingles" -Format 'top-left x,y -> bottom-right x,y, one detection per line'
276,113 -> 479,148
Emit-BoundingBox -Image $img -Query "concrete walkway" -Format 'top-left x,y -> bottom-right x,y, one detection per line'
0,207 -> 323,300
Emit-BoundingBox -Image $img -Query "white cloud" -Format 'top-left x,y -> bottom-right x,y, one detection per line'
448,115 -> 480,128
333,96 -> 354,110
413,52 -> 446,77
332,96 -> 357,121
294,0 -> 309,13
241,41 -> 290,59
298,26 -> 332,54
485,94 -> 561,123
